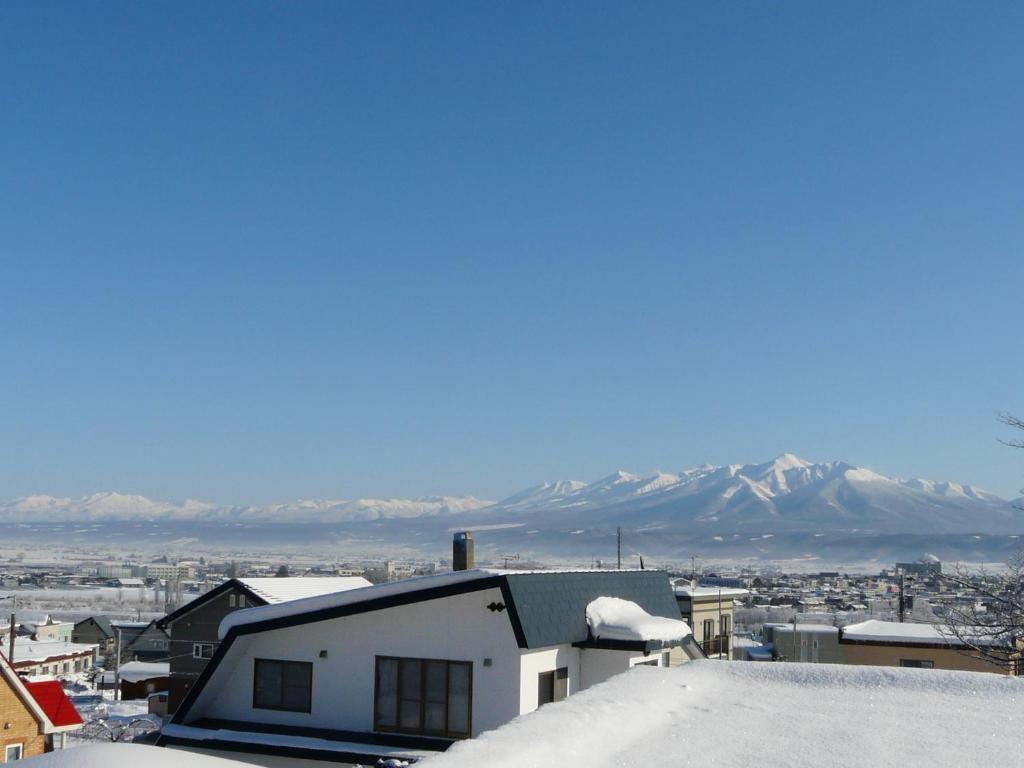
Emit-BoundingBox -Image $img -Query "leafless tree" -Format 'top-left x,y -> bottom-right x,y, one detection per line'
79,716 -> 159,743
938,414 -> 1024,671
940,557 -> 1023,672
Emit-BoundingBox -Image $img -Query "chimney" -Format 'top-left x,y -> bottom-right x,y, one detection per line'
453,531 -> 474,571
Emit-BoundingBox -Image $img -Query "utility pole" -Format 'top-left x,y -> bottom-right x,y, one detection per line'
616,527 -> 621,570
7,612 -> 15,664
718,589 -> 724,659
114,628 -> 122,701
898,573 -> 906,623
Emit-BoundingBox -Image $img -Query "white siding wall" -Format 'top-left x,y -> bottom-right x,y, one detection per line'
517,646 -> 579,716
190,587 -> 523,737
579,648 -> 657,689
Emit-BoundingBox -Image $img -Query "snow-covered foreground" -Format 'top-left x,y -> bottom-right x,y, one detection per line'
27,744 -> 248,767
424,660 -> 1024,768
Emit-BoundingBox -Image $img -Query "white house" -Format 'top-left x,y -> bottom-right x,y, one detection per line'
159,568 -> 701,766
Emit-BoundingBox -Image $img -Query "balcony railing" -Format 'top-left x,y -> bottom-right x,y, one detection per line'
699,635 -> 731,657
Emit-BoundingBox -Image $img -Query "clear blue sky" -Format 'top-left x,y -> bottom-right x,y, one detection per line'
2,2 -> 1022,504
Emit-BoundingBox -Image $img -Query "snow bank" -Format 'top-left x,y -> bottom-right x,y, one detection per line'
422,660 -> 1024,768
28,743 -> 249,767
585,597 -> 691,644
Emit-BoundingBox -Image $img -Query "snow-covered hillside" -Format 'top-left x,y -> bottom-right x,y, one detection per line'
2,455 -> 1020,536
0,492 -> 492,523
480,453 -> 1021,534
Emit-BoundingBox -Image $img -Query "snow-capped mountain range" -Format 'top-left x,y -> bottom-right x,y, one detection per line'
2,455 -> 1021,535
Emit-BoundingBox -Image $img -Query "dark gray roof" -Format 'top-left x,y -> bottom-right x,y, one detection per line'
504,570 -> 680,648
75,615 -> 114,637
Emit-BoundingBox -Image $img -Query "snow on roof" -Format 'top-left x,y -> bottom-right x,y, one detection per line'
585,597 -> 691,644
220,569 -> 498,638
98,661 -> 169,684
841,619 -> 1008,647
10,640 -> 97,664
770,623 -> 839,634
236,576 -> 373,604
673,585 -> 749,599
27,744 -> 250,768
421,660 -> 1024,768
219,568 -> 656,639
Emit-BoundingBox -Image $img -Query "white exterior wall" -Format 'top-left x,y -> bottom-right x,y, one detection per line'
517,646 -> 579,716
579,649 -> 662,690
190,587 -> 524,737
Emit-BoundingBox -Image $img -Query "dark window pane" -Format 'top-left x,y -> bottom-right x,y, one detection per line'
254,661 -> 282,708
399,699 -> 421,730
376,659 -> 398,727
425,661 -> 447,701
447,663 -> 471,735
554,668 -> 568,701
538,671 -> 554,706
284,662 -> 311,688
400,659 -> 422,699
424,701 -> 446,733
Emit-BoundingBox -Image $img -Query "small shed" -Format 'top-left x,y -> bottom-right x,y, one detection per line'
98,662 -> 170,700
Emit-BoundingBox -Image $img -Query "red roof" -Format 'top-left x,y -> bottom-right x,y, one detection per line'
23,680 -> 84,728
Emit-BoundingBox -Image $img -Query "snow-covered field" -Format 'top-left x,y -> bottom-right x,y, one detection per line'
1,586 -> 166,623
424,660 -> 1024,768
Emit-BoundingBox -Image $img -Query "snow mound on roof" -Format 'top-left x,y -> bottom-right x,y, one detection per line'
28,743 -> 250,767
98,661 -> 168,684
585,597 -> 691,643
422,660 -> 1024,768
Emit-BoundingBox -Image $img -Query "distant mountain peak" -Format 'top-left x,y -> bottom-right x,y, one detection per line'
772,453 -> 812,470
1,457 -> 1016,537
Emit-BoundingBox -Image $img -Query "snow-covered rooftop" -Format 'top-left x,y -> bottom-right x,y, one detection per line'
219,568 -> 654,638
841,619 -> 1009,647
673,585 -> 749,599
585,597 -> 691,644
769,623 -> 839,634
421,661 -> 1024,768
98,661 -> 169,684
236,576 -> 372,604
10,640 -> 97,664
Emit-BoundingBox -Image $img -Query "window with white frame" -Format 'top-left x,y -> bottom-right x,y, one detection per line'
193,643 -> 215,659
5,743 -> 23,762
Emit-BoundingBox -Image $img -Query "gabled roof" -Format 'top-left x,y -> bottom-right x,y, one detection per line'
176,569 -> 684,725
0,652 -> 82,733
218,568 -> 679,646
159,576 -> 372,629
75,615 -> 115,638
23,680 -> 84,728
235,577 -> 372,604
122,620 -> 168,650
